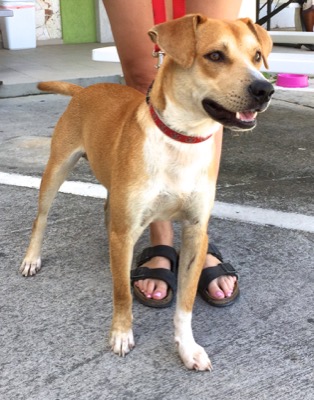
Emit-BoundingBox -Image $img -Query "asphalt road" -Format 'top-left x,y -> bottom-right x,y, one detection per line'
0,87 -> 314,399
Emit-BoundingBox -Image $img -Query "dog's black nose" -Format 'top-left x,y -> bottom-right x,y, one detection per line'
249,80 -> 274,104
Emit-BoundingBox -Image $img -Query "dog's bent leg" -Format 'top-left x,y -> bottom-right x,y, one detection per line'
20,147 -> 83,276
175,222 -> 212,371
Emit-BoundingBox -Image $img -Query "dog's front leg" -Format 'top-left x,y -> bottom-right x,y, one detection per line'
175,222 -> 212,371
108,226 -> 136,357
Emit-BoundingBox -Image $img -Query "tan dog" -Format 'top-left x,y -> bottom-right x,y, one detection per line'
20,15 -> 274,371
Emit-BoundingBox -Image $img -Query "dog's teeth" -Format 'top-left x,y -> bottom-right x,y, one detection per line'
236,111 -> 257,122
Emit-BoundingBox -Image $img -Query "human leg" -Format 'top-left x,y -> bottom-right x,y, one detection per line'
302,5 -> 314,32
103,0 -> 176,301
186,0 -> 242,19
103,0 -> 242,304
186,0 -> 243,302
135,0 -> 242,303
102,0 -> 156,92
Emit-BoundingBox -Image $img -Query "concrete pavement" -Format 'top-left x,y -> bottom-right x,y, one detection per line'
0,44 -> 313,399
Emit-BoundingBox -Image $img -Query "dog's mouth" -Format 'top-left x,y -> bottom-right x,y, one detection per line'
202,99 -> 264,131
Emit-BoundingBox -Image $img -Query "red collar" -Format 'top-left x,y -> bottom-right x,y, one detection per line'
149,105 -> 213,144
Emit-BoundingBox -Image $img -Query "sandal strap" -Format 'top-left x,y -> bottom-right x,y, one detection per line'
198,263 -> 238,293
135,245 -> 178,273
131,267 -> 177,292
207,243 -> 223,262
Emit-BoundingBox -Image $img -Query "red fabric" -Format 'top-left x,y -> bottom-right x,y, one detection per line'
152,0 -> 167,24
152,0 -> 186,53
152,0 -> 186,25
172,0 -> 186,19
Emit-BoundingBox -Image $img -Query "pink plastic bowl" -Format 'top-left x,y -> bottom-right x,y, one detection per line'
276,74 -> 309,88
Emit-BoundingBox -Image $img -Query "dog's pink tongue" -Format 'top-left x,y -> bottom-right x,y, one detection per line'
236,111 -> 257,122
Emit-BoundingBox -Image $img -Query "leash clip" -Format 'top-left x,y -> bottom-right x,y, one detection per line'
152,50 -> 165,69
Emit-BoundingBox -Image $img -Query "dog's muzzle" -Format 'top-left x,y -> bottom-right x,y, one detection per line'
202,79 -> 274,131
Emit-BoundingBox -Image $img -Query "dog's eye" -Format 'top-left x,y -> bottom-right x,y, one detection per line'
254,51 -> 262,63
204,51 -> 224,62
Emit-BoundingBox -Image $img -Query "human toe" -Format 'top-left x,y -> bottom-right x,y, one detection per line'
137,278 -> 168,300
208,276 -> 236,299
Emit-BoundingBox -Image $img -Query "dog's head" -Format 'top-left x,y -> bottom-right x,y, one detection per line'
149,15 -> 274,131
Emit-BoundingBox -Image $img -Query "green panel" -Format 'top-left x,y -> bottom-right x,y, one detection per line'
60,0 -> 97,43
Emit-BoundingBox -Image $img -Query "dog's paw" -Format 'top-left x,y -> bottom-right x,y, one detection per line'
110,329 -> 135,357
19,257 -> 42,276
177,341 -> 212,371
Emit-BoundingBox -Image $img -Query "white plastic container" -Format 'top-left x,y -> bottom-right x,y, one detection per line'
0,1 -> 36,50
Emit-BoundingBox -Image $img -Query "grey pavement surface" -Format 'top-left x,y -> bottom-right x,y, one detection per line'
0,44 -> 314,399
0,43 -> 122,98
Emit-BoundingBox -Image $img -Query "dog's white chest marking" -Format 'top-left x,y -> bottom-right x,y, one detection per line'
140,125 -> 216,223
145,126 -> 214,192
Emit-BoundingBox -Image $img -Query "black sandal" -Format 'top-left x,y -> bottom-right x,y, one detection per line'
131,245 -> 178,308
198,243 -> 240,307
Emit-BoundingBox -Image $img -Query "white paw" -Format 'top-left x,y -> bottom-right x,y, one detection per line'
110,329 -> 135,357
19,257 -> 42,276
177,341 -> 212,371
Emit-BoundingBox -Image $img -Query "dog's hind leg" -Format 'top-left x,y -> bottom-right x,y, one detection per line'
20,130 -> 84,276
174,222 -> 213,371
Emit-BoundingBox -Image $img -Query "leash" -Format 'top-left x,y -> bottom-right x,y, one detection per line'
152,0 -> 186,68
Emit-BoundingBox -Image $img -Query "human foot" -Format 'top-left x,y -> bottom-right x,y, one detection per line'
131,245 -> 178,308
132,244 -> 239,306
205,253 -> 237,300
134,255 -> 172,300
198,244 -> 240,307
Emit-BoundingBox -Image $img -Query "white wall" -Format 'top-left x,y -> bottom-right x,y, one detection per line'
95,0 -> 113,43
257,0 -> 301,29
35,0 -> 62,41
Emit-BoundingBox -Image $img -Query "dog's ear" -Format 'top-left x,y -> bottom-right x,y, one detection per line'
148,14 -> 207,68
239,18 -> 273,69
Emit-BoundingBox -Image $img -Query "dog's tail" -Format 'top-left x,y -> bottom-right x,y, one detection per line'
37,81 -> 83,97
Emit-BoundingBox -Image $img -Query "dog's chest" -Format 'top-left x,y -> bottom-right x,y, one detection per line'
143,129 -> 215,196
